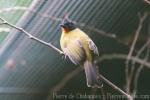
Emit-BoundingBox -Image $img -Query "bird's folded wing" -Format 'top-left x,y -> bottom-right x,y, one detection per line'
63,39 -> 85,65
88,39 -> 99,56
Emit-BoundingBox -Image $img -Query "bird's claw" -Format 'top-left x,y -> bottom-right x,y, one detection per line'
29,35 -> 33,39
61,52 -> 67,59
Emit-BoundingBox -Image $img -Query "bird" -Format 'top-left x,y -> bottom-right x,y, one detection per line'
60,20 -> 102,88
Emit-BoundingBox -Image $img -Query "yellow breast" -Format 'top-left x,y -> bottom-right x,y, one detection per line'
60,28 -> 93,61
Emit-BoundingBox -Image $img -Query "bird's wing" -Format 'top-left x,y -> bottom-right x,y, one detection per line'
63,39 -> 86,65
88,39 -> 99,56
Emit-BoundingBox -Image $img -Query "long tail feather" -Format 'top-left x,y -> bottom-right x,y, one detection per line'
84,60 -> 103,88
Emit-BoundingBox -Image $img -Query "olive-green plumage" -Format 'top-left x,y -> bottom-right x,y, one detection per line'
60,21 -> 102,88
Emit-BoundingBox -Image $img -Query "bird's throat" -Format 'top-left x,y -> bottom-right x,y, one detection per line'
64,28 -> 70,33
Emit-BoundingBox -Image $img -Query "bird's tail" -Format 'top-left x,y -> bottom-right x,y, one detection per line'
84,60 -> 103,88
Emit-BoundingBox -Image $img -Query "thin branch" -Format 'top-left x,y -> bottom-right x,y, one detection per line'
0,6 -> 116,39
0,14 -> 131,100
126,13 -> 148,65
47,65 -> 134,100
0,17 -> 63,54
132,16 -> 150,95
84,25 -> 116,38
1,7 -> 148,60
0,7 -> 28,13
130,13 -> 149,70
133,49 -> 149,95
98,54 -> 150,68
144,0 -> 150,4
98,74 -> 133,100
2,13 -> 145,100
1,8 -> 149,100
125,13 -> 148,93
47,67 -> 133,100
126,13 -> 147,62
0,6 -> 62,21
130,38 -> 150,91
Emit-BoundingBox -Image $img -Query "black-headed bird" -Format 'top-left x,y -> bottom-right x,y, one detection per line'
60,21 -> 102,88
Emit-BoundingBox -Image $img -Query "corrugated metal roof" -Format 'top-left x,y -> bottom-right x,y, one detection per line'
0,0 -> 149,100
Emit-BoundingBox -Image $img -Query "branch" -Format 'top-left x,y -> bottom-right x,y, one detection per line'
98,54 -> 150,68
47,65 -> 133,100
133,49 -> 149,95
0,17 -> 63,54
132,16 -> 150,95
0,6 -> 62,21
0,7 -> 28,13
0,14 -> 131,100
126,13 -> 148,67
125,13 -> 148,93
144,0 -> 150,4
130,37 -> 150,92
84,25 -> 116,38
0,6 -> 116,39
125,13 -> 147,62
98,74 -> 133,100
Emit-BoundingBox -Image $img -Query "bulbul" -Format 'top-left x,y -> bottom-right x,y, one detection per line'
60,21 -> 102,88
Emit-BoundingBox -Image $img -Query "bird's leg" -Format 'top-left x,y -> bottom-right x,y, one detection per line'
61,51 -> 67,59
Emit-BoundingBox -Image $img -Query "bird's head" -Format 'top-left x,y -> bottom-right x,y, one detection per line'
60,21 -> 76,33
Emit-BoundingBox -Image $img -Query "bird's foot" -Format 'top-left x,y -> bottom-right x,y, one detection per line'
61,52 -> 67,59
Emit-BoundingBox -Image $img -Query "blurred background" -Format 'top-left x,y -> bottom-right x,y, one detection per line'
0,0 -> 149,100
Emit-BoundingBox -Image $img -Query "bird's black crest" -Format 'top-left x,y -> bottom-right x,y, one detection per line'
61,21 -> 76,31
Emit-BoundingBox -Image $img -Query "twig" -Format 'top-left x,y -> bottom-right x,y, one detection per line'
0,17 -> 63,54
98,74 -> 133,100
84,25 -> 116,38
130,38 -> 150,91
0,6 -> 62,21
49,64 -> 134,100
132,16 -> 150,95
133,49 -> 149,95
0,17 -> 144,100
0,6 -> 116,39
1,9 -> 148,100
125,13 -> 148,93
0,13 -> 131,100
47,65 -> 133,100
0,7 -> 28,13
144,0 -> 150,4
98,54 -> 150,68
126,13 -> 147,62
